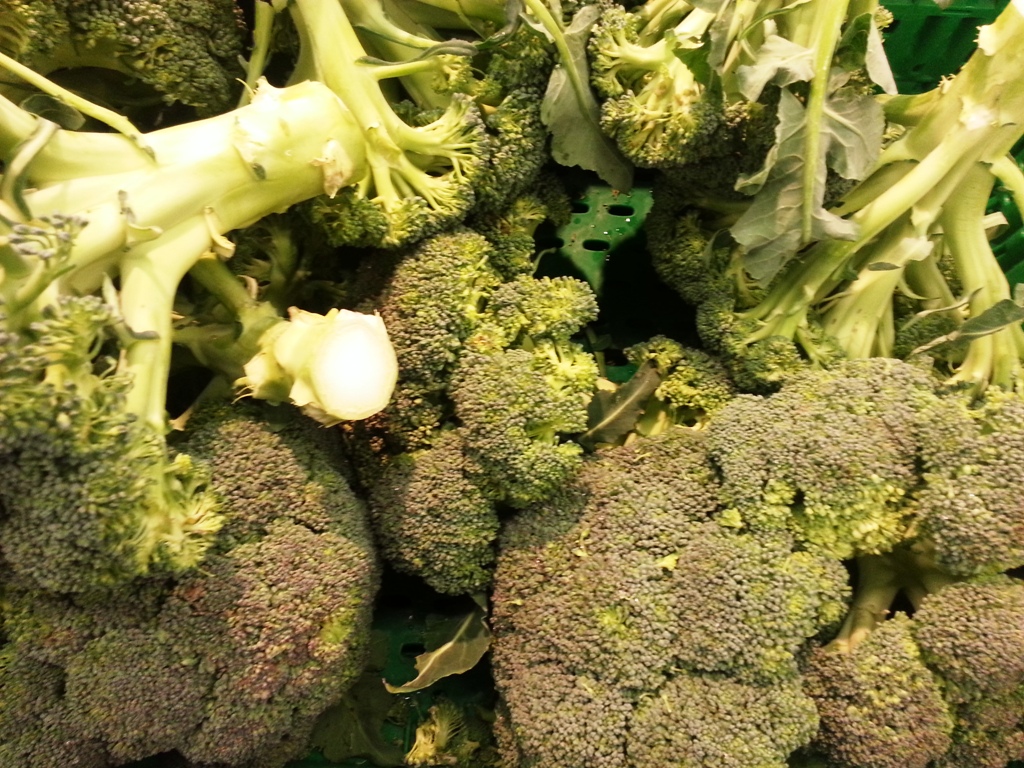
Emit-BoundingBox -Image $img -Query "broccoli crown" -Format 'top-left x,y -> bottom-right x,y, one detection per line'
366,429 -> 500,595
0,399 -> 380,767
913,389 -> 1024,576
162,516 -> 378,765
491,429 -> 842,766
911,577 -> 1024,768
172,398 -> 372,551
706,357 -> 941,560
0,296 -> 222,592
804,615 -> 954,768
0,0 -> 246,115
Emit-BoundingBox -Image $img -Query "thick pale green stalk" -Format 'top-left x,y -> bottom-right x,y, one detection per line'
14,80 -> 366,293
941,165 -> 1024,393
828,554 -> 902,654
120,218 -> 214,433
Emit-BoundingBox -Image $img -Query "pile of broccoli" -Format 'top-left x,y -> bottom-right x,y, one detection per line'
2,0 -> 1024,767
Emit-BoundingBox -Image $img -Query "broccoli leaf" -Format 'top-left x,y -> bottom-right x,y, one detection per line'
578,362 -> 662,450
732,83 -> 883,284
835,12 -> 897,94
311,672 -> 407,767
384,606 -> 491,694
541,5 -> 634,191
735,35 -> 815,101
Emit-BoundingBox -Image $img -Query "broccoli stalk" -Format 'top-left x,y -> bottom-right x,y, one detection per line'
729,0 -> 1024,394
286,0 -> 485,245
0,77 -> 368,428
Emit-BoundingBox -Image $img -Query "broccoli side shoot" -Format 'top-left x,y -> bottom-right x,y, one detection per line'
0,0 -> 247,118
454,275 -> 600,506
588,0 -> 722,169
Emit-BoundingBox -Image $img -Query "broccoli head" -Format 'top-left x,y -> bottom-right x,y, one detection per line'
0,0 -> 246,118
0,399 -> 380,767
705,358 -> 941,560
491,428 -> 843,766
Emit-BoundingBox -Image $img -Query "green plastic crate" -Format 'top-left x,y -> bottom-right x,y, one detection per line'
882,0 -> 1009,93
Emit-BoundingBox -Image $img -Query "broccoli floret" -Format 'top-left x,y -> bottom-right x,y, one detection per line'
624,334 -> 736,430
588,1 -> 722,169
495,662 -> 633,768
63,627 -> 212,763
470,274 -> 599,348
644,204 -> 740,306
913,389 -> 1024,576
0,295 -> 222,592
377,228 -> 501,388
491,428 -> 844,765
492,430 -> 720,687
705,358 -> 940,560
451,344 -> 597,506
0,646 -> 109,768
469,172 -> 572,279
366,429 -> 499,595
663,527 -> 850,683
365,227 -> 502,450
0,0 -> 246,118
803,615 -> 954,768
911,576 -> 1024,768
627,672 -> 819,768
